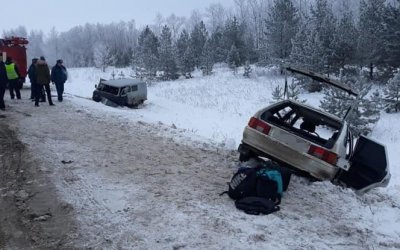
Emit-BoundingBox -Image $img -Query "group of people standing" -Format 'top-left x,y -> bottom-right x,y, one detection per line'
0,54 -> 68,110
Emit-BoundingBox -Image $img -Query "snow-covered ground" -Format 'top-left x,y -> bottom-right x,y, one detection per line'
17,65 -> 400,249
67,66 -> 289,148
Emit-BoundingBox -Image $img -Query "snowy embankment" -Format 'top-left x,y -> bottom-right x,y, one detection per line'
61,65 -> 399,248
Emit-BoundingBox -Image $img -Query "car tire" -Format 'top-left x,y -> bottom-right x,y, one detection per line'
92,96 -> 101,102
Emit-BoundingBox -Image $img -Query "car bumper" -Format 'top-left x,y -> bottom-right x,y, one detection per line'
92,90 -> 127,106
241,127 -> 339,180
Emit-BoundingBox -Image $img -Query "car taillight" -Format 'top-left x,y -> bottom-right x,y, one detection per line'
308,145 -> 338,165
248,117 -> 271,135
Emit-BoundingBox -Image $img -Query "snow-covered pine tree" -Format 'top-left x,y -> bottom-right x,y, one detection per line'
189,21 -> 208,68
182,46 -> 196,78
330,7 -> 358,72
286,80 -> 303,102
175,30 -> 190,76
382,3 -> 400,71
158,25 -> 178,80
320,86 -> 351,117
271,85 -> 284,103
290,22 -> 326,73
309,0 -> 336,72
243,61 -> 252,78
264,0 -> 299,63
271,79 -> 303,103
118,71 -> 125,79
200,39 -> 214,76
320,76 -> 380,136
384,71 -> 400,113
134,26 -> 159,79
290,23 -> 325,92
223,16 -> 247,66
357,0 -> 386,79
210,26 -> 228,64
370,89 -> 384,112
227,44 -> 240,73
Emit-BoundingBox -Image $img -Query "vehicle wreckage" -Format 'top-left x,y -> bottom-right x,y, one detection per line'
92,78 -> 147,108
238,67 -> 390,194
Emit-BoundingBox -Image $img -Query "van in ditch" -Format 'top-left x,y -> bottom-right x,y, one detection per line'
92,78 -> 147,107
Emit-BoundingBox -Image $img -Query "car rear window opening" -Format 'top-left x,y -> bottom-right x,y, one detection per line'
260,102 -> 343,148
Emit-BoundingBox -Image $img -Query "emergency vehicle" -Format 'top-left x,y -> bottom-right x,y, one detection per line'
0,36 -> 29,84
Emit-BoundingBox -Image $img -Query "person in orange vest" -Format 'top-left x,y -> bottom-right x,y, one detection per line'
5,56 -> 21,99
0,53 -> 7,110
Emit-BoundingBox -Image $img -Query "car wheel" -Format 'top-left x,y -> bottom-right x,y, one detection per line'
92,95 -> 101,102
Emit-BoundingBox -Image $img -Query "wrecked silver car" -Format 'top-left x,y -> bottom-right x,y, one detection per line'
238,67 -> 390,194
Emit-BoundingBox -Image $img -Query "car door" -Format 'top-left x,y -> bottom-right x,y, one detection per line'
338,135 -> 390,193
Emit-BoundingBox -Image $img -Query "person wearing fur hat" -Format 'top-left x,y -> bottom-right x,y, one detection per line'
35,56 -> 54,106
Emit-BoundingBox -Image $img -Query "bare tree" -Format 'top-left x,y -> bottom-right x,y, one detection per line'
205,3 -> 229,33
165,14 -> 186,41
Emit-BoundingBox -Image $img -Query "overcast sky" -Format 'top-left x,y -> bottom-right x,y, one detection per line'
1,0 -> 233,34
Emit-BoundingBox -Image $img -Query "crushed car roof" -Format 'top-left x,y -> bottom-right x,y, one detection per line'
100,78 -> 146,88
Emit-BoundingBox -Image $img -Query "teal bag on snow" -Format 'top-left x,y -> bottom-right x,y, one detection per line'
257,169 -> 283,196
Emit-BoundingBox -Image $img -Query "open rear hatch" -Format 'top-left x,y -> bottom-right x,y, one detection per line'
285,67 -> 359,97
337,136 -> 390,193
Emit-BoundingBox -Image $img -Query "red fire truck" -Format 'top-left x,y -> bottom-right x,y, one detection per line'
0,36 -> 29,84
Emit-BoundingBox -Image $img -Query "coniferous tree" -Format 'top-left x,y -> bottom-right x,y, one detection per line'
382,3 -> 400,70
330,8 -> 358,72
200,39 -> 214,76
175,30 -> 190,76
271,85 -> 284,103
189,21 -> 208,68
384,71 -> 400,112
223,16 -> 247,66
290,21 -> 326,91
134,26 -> 159,78
320,76 -> 380,136
209,26 -> 227,63
227,44 -> 240,73
309,0 -> 337,73
158,25 -> 178,80
357,0 -> 386,79
243,61 -> 252,78
182,46 -> 196,78
286,81 -> 303,102
264,0 -> 299,64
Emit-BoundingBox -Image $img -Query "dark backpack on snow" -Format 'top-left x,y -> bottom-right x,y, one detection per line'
235,196 -> 280,215
226,166 -> 260,200
224,166 -> 282,205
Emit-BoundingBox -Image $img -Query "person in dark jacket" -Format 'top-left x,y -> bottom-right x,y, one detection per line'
28,58 -> 46,102
51,59 -> 67,102
5,56 -> 21,99
35,56 -> 54,106
0,53 -> 8,110
28,58 -> 38,99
